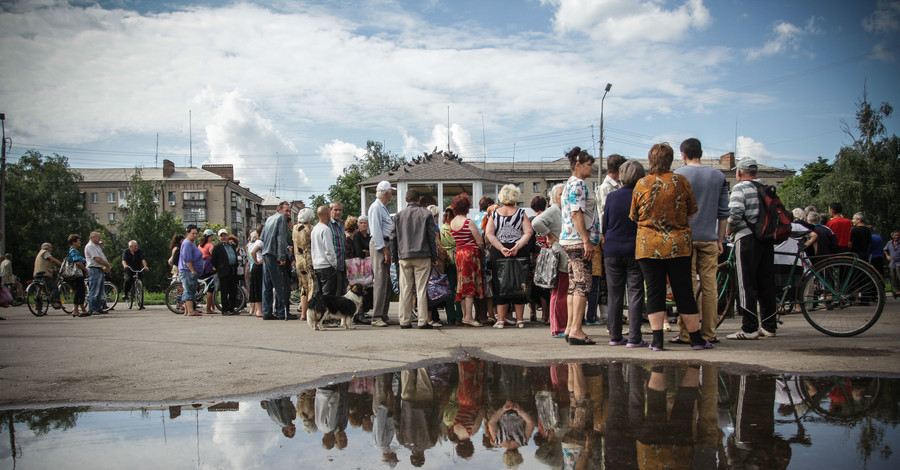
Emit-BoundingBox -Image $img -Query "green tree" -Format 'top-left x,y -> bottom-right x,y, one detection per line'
778,156 -> 833,211
4,151 -> 97,282
115,170 -> 184,291
818,89 -> 900,232
308,141 -> 407,216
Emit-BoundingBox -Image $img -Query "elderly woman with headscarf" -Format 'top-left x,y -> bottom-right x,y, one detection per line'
247,229 -> 264,317
630,143 -> 709,351
293,207 -> 316,321
603,160 -> 648,347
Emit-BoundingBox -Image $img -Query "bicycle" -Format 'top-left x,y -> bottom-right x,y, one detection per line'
25,272 -> 55,316
165,274 -> 243,314
712,230 -> 885,336
3,280 -> 25,306
122,266 -> 147,310
58,275 -> 119,314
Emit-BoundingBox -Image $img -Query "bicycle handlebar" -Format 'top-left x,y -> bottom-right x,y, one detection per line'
126,266 -> 148,273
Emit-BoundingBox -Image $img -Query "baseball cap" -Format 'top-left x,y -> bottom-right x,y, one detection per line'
217,229 -> 228,236
376,180 -> 396,192
732,158 -> 758,171
203,229 -> 215,236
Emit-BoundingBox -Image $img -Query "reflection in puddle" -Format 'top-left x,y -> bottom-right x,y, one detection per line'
1,362 -> 897,469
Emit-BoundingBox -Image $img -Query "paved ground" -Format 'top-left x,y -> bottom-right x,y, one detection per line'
1,299 -> 898,408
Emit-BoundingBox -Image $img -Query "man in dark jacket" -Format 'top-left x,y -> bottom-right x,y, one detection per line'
391,190 -> 438,329
211,228 -> 239,315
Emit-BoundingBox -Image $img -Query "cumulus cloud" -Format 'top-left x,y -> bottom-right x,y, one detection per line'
541,0 -> 711,44
735,135 -> 776,163
862,0 -> 900,34
746,17 -> 822,60
318,139 -> 365,178
202,88 -> 309,189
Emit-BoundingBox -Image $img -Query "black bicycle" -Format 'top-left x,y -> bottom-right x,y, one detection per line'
123,266 -> 147,310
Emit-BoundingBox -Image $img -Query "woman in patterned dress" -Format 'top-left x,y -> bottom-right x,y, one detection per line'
293,208 -> 316,321
630,142 -> 709,351
449,193 -> 485,327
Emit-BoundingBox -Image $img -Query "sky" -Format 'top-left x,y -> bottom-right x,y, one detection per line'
1,0 -> 898,204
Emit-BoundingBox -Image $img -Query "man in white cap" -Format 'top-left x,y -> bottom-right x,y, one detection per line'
368,180 -> 397,327
726,158 -> 777,340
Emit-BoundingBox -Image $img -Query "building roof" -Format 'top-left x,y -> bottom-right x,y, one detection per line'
76,166 -> 223,182
359,151 -> 510,187
260,194 -> 289,206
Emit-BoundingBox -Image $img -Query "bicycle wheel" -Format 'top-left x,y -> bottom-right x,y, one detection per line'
233,287 -> 246,313
165,282 -> 185,314
798,376 -> 881,421
102,282 -> 119,312
716,264 -> 736,327
799,258 -> 884,336
25,282 -> 49,316
59,282 -> 75,314
135,279 -> 144,309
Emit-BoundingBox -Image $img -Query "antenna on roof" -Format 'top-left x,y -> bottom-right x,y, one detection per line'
189,110 -> 192,167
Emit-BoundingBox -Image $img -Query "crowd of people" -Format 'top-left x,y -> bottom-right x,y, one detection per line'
8,139 -> 895,349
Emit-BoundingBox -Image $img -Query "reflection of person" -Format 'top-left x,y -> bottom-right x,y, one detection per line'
398,368 -> 440,466
636,366 -> 700,470
261,396 -> 296,438
560,363 -> 597,470
316,383 -> 349,449
727,374 -> 792,469
604,362 -> 642,468
489,401 -> 536,468
452,360 -> 486,458
372,372 -> 398,463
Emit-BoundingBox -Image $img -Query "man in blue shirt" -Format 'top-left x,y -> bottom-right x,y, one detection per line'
178,225 -> 203,316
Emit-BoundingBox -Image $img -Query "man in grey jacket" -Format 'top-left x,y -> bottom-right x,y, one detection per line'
261,201 -> 297,320
391,189 -> 438,329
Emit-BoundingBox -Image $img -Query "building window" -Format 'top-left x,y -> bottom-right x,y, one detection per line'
442,183 -> 474,210
91,193 -> 99,204
183,207 -> 207,224
533,182 -> 541,193
108,212 -> 116,222
168,191 -> 176,202
183,190 -> 206,201
107,192 -> 116,203
517,183 -> 524,193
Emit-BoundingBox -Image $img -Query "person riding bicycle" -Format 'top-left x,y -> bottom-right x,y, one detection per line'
33,242 -> 63,310
122,240 -> 149,309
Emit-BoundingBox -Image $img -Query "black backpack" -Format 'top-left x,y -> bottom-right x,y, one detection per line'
745,181 -> 792,244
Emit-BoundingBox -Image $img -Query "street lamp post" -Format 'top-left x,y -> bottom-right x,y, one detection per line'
598,83 -> 612,192
0,113 -> 7,256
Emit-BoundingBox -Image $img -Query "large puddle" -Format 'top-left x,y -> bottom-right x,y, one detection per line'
1,361 -> 896,469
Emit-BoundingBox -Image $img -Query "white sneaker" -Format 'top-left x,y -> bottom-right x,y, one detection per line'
493,322 -> 505,329
371,320 -> 389,327
758,327 -> 776,337
663,322 -> 672,332
428,320 -> 443,328
726,330 -> 760,340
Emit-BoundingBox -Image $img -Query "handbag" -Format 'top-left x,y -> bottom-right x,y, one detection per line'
427,266 -> 453,307
389,262 -> 400,295
0,286 -> 11,308
346,257 -> 374,287
494,257 -> 531,299
61,258 -> 83,280
533,247 -> 558,288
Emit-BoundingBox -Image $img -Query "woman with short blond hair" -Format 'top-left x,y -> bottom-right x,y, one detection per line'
485,184 -> 534,328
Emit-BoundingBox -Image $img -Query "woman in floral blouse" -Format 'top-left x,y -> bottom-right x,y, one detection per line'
560,147 -> 602,345
630,143 -> 710,351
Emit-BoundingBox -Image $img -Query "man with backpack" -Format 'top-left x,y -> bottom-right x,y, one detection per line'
726,158 -> 778,340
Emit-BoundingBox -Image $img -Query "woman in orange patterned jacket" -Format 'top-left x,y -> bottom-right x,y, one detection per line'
630,143 -> 711,352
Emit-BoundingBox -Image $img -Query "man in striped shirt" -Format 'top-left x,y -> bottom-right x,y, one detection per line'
726,158 -> 777,340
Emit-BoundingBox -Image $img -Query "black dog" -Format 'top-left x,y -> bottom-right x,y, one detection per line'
307,291 -> 361,330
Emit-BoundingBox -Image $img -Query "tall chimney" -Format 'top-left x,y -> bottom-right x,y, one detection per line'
720,152 -> 735,170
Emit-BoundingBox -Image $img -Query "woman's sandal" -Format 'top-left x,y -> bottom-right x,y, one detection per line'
568,336 -> 597,345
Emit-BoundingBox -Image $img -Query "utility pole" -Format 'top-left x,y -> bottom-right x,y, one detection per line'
1,113 -> 7,256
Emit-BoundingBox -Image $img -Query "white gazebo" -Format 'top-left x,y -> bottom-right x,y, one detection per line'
358,150 -> 510,217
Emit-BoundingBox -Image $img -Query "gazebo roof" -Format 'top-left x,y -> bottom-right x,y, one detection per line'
359,150 -> 509,187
